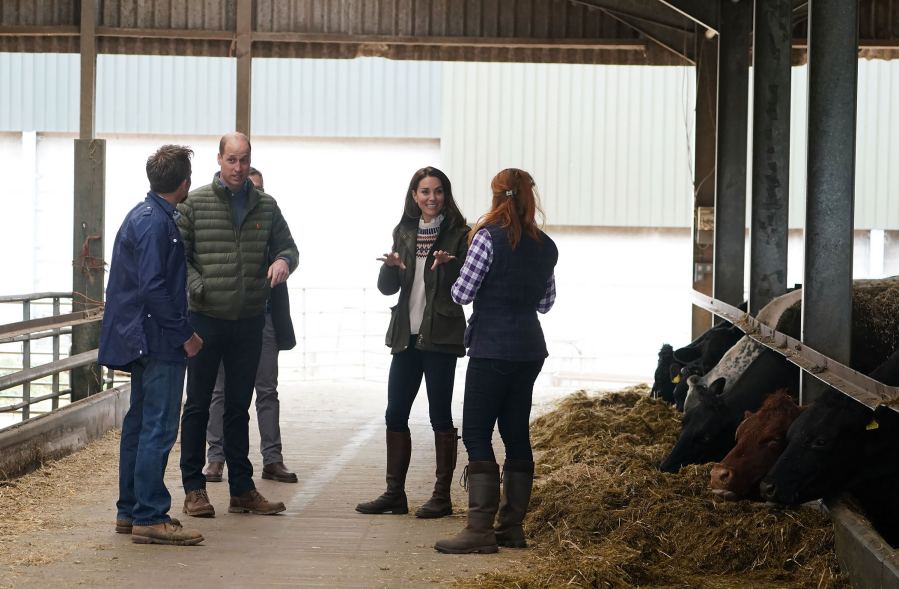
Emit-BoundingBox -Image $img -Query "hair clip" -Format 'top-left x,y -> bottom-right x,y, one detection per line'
505,189 -> 516,198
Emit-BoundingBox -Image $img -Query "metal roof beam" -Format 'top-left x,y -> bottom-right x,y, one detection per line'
656,0 -> 720,34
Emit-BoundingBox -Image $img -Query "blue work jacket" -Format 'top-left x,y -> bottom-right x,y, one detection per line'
98,192 -> 194,371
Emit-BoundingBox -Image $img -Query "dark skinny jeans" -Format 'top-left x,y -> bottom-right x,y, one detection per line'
461,357 -> 545,463
385,336 -> 457,433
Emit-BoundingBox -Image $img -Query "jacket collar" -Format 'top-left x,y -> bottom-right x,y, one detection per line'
211,172 -> 261,211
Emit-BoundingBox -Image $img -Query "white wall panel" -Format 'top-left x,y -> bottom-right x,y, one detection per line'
441,62 -> 697,227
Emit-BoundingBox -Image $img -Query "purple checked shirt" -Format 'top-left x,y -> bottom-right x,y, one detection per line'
451,228 -> 556,313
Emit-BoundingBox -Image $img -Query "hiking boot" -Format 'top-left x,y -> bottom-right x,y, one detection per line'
229,489 -> 286,515
204,461 -> 225,483
132,519 -> 204,546
355,430 -> 411,515
183,489 -> 216,518
262,462 -> 298,483
116,517 -> 181,534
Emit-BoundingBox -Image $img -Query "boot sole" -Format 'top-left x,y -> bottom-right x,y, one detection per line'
132,534 -> 204,546
355,506 -> 409,515
183,506 -> 216,518
228,505 -> 286,515
434,544 -> 499,554
261,472 -> 298,483
497,540 -> 527,548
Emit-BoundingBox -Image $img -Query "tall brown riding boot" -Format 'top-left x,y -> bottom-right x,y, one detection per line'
495,460 -> 534,548
415,428 -> 458,518
434,461 -> 500,554
355,430 -> 411,515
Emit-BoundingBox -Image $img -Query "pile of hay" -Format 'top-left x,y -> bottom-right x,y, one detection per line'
464,387 -> 847,588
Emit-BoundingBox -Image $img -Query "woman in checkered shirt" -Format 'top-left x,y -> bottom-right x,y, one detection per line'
435,168 -> 558,555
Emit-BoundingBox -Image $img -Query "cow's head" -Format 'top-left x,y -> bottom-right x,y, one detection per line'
709,389 -> 800,500
760,391 -> 871,504
660,378 -> 737,472
651,344 -> 676,400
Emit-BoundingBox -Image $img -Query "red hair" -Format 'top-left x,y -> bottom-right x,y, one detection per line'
470,168 -> 544,249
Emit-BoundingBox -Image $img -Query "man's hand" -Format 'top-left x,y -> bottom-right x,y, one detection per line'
268,258 -> 290,287
183,333 -> 204,358
430,250 -> 456,271
377,252 -> 407,271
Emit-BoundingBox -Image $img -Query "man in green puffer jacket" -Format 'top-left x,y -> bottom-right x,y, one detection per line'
177,132 -> 299,519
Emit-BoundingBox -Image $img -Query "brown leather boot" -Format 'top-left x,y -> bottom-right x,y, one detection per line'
495,460 -> 534,548
203,461 -> 224,483
183,489 -> 215,518
229,489 -> 286,515
355,430 -> 411,514
415,428 -> 458,518
262,462 -> 298,483
116,517 -> 181,534
434,462 -> 500,554
132,519 -> 204,546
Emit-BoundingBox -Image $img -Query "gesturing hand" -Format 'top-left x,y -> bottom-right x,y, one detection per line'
377,252 -> 406,271
430,250 -> 456,271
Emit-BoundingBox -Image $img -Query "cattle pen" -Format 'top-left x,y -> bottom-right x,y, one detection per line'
3,1 -> 899,587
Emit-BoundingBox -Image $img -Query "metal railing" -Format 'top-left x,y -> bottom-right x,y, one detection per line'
691,290 -> 899,411
0,293 -> 109,427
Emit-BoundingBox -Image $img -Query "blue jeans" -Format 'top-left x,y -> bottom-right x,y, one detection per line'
461,357 -> 544,463
117,357 -> 186,526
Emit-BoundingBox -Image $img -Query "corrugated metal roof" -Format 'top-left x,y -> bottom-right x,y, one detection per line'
441,61 -> 697,228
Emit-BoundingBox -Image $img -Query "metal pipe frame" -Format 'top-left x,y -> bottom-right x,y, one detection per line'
748,0 -> 791,314
691,290 -> 899,411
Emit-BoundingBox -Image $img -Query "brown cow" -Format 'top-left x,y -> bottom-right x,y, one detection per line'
709,389 -> 800,501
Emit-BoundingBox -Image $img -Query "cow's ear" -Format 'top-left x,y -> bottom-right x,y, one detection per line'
710,377 -> 727,395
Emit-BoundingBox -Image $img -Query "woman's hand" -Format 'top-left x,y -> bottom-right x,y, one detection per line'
430,250 -> 456,270
377,252 -> 406,270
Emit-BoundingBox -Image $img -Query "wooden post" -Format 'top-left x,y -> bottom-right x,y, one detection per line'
236,0 -> 253,136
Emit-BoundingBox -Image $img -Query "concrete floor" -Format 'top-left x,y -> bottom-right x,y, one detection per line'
3,380 -> 572,588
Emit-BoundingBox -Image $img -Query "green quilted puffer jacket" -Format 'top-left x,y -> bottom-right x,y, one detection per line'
176,175 -> 299,320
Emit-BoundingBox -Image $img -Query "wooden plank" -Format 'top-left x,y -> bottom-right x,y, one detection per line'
252,31 -> 647,49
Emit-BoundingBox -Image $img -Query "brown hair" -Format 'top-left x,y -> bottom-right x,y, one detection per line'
470,168 -> 543,249
146,145 -> 193,193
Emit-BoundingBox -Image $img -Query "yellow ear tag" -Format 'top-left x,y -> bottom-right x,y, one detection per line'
672,374 -> 681,384
866,419 -> 879,431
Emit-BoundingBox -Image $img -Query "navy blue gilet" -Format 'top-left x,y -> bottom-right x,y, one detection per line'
466,225 -> 558,361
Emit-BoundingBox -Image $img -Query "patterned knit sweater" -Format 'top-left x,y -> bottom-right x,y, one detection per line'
409,214 -> 444,334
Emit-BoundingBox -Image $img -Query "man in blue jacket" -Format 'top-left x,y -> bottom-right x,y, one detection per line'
99,144 -> 205,546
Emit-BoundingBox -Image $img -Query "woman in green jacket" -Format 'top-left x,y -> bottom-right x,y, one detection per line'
356,166 -> 469,519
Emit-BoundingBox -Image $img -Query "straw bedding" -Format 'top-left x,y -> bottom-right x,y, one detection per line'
462,387 -> 848,588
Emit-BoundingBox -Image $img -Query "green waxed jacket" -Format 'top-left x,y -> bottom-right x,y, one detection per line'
379,218 -> 470,357
177,175 -> 298,320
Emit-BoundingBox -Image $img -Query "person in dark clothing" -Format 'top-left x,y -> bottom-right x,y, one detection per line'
99,144 -> 205,546
203,167 -> 299,485
355,166 -> 469,519
435,168 -> 558,554
177,133 -> 298,518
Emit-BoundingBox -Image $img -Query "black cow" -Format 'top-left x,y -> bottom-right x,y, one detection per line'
659,347 -> 798,472
651,323 -> 743,406
849,404 -> 899,546
760,347 -> 899,509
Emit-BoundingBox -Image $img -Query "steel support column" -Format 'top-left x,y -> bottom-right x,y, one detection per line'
72,0 -> 104,401
236,0 -> 253,136
691,31 -> 718,338
713,0 -> 751,308
801,0 -> 858,404
748,0 -> 791,314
